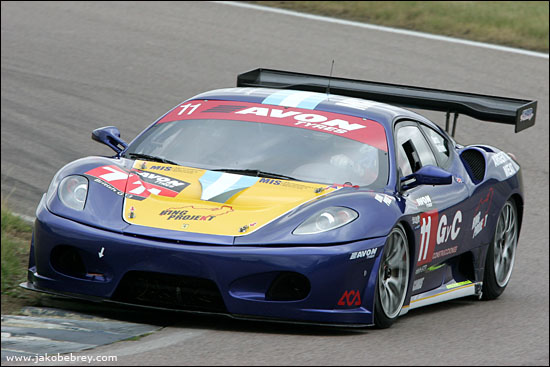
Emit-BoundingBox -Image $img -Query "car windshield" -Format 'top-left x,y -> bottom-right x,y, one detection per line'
125,118 -> 389,188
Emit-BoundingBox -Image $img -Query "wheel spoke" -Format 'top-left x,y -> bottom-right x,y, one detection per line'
387,278 -> 400,298
493,202 -> 518,288
503,206 -> 510,232
505,209 -> 515,234
378,227 -> 409,320
383,286 -> 391,311
494,256 -> 502,276
385,235 -> 400,263
497,216 -> 506,241
387,244 -> 404,268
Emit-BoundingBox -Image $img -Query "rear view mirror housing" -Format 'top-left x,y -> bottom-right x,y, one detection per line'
400,165 -> 452,191
92,126 -> 128,154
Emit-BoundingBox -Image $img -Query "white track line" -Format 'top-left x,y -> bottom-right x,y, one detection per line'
214,1 -> 548,59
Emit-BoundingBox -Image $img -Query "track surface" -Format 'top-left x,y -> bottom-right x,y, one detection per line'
1,2 -> 548,365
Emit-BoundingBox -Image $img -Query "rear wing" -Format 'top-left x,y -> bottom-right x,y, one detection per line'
237,68 -> 537,134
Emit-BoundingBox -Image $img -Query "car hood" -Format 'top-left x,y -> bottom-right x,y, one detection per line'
106,161 -> 341,237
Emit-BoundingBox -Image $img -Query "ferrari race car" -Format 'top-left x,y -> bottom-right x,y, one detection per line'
22,69 -> 537,328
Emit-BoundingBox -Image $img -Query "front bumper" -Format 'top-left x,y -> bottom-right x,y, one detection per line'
26,202 -> 386,326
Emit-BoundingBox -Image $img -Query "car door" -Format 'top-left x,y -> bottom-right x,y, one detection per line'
394,120 -> 469,294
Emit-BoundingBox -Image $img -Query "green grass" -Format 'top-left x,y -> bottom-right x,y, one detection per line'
247,1 -> 549,52
1,203 -> 40,314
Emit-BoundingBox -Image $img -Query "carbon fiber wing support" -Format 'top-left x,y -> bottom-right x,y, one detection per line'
237,68 -> 537,134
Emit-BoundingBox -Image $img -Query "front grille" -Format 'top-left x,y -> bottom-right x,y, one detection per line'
112,271 -> 226,313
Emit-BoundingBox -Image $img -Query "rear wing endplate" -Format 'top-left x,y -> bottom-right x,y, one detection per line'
237,68 -> 537,134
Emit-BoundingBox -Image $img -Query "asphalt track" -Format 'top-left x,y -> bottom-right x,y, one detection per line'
1,2 -> 548,365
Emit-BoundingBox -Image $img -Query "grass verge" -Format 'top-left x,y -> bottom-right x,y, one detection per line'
1,203 -> 41,314
247,1 -> 549,52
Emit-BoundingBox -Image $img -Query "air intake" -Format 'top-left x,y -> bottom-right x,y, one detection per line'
112,271 -> 226,313
460,149 -> 486,183
266,272 -> 311,301
50,245 -> 87,278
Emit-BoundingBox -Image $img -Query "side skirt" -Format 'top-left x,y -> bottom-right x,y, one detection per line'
399,281 -> 482,316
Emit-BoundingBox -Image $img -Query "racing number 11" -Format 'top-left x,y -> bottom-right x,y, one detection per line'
178,103 -> 201,115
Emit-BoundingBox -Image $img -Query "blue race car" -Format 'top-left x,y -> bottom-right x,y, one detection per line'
22,69 -> 537,328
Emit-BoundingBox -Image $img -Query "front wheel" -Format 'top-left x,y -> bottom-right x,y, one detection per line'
374,224 -> 410,328
481,199 -> 519,300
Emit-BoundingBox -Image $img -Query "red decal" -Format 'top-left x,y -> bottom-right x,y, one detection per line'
85,165 -> 129,193
158,100 -> 388,152
85,165 -> 188,199
338,290 -> 362,306
417,210 -> 439,266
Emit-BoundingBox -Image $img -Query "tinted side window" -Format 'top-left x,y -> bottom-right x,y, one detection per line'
421,125 -> 451,167
396,125 -> 437,176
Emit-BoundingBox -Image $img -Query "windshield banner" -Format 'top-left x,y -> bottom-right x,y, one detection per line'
158,100 -> 387,152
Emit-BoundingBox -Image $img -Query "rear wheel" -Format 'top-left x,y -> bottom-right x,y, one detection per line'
482,199 -> 518,300
374,224 -> 410,328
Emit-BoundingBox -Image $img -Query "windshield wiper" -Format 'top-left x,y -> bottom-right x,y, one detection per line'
211,168 -> 300,181
125,152 -> 180,166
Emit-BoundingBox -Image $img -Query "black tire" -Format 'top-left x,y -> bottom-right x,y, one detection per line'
481,199 -> 518,300
374,224 -> 410,328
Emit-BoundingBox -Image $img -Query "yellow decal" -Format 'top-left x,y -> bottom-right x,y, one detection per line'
446,280 -> 472,289
123,161 -> 341,236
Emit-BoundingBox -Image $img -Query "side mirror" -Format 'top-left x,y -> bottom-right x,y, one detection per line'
400,165 -> 452,191
92,126 -> 128,154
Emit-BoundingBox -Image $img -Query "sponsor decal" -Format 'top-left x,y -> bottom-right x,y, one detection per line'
432,245 -> 458,260
414,209 -> 461,266
454,176 -> 463,184
472,212 -> 488,239
349,247 -> 378,260
337,290 -> 362,307
416,263 -> 445,275
235,106 -> 366,134
86,165 -> 129,195
98,247 -> 105,259
472,188 -> 494,239
436,210 -> 462,246
374,193 -> 395,206
446,280 -> 472,289
149,165 -> 172,171
156,100 -> 388,152
520,108 -> 534,122
159,205 -> 234,221
492,152 -> 510,167
492,152 -> 519,177
417,210 -> 439,266
133,170 -> 189,190
85,165 -> 189,200
415,264 -> 427,275
415,195 -> 433,208
259,178 -> 281,185
502,163 -> 517,178
92,177 -> 125,196
412,278 -> 424,291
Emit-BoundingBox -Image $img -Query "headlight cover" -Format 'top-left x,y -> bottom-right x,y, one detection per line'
293,207 -> 358,235
58,175 -> 89,211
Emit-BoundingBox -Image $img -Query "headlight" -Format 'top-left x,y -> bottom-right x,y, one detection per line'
293,207 -> 358,235
58,175 -> 89,211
